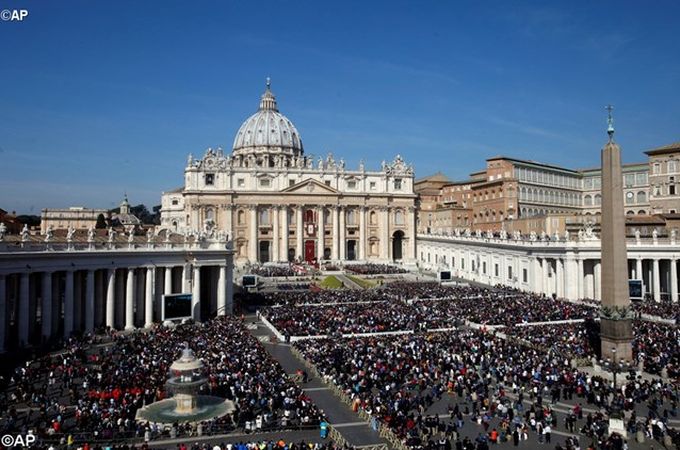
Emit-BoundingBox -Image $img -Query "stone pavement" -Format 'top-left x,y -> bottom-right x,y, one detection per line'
247,315 -> 390,448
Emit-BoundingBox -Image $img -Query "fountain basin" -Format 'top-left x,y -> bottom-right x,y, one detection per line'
136,395 -> 234,424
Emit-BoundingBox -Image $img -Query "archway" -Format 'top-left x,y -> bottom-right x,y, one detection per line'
347,240 -> 357,260
392,230 -> 405,261
259,241 -> 270,263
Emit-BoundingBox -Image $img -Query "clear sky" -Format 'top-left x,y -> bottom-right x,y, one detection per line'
1,0 -> 679,214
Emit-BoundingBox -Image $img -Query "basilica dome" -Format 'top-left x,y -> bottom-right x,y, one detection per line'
232,80 -> 303,158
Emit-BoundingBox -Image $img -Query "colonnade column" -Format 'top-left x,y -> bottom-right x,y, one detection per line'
272,206 -> 279,262
192,265 -> 201,320
19,273 -> 29,346
332,207 -> 339,260
249,206 -> 258,263
359,207 -> 366,260
296,206 -> 304,260
281,207 -> 289,262
182,264 -> 190,293
145,267 -> 154,327
125,268 -> 135,330
541,258 -> 549,296
63,270 -> 74,338
106,269 -> 116,328
0,275 -> 5,352
555,258 -> 564,298
339,207 -> 346,260
577,259 -> 584,299
85,270 -> 95,332
317,207 -> 325,260
594,261 -> 601,301
671,259 -> 678,302
635,258 -> 643,281
653,258 -> 661,302
217,265 -> 226,316
164,266 -> 173,296
41,272 -> 53,339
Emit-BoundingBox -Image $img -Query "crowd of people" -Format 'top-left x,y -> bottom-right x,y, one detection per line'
632,301 -> 680,322
294,329 -> 679,449
259,284 -> 597,336
345,264 -> 409,275
250,266 -> 303,278
0,317 -> 324,444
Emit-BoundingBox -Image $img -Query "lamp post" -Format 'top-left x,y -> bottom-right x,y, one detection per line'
604,346 -> 628,438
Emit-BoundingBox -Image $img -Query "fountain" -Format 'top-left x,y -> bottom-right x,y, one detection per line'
136,345 -> 235,424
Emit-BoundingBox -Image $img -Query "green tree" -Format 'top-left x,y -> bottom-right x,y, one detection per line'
95,214 -> 107,229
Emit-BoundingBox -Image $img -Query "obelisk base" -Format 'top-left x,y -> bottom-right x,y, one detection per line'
600,318 -> 633,362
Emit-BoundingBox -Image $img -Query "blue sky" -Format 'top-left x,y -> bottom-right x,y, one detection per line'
1,0 -> 679,214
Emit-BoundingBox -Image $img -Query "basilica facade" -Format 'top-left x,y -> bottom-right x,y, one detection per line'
160,81 -> 417,265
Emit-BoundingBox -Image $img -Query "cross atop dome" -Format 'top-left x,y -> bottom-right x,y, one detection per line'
259,77 -> 278,112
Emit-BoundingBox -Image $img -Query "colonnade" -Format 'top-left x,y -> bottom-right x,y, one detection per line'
0,239 -> 235,351
418,234 -> 680,303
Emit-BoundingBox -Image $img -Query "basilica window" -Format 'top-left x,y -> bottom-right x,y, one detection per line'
394,178 -> 402,190
636,173 -> 648,185
172,199 -> 179,205
238,210 -> 245,225
669,160 -> 678,173
369,211 -> 377,225
259,210 -> 270,226
259,178 -> 271,188
347,209 -> 357,225
237,178 -> 245,188
370,181 -> 376,190
347,180 -> 357,190
205,173 -> 215,186
594,194 -> 601,206
395,209 -> 404,225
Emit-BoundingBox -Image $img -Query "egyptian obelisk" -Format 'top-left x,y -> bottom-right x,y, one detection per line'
600,106 -> 633,362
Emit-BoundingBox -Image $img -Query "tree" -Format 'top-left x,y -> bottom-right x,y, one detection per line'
95,214 -> 107,229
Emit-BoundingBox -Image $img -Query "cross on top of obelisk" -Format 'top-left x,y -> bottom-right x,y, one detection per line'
606,104 -> 615,141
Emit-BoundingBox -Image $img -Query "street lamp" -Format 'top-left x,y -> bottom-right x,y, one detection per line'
604,346 -> 630,437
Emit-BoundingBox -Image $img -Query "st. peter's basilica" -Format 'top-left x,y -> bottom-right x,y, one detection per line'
160,80 -> 417,266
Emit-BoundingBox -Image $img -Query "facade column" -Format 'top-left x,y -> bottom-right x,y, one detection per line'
296,206 -> 304,260
594,261 -> 601,301
281,207 -> 289,262
224,205 -> 233,240
19,273 -> 30,346
272,206 -> 279,262
332,207 -> 339,260
63,270 -> 74,338
671,259 -> 678,302
226,259 -> 234,315
407,207 -> 416,260
164,266 -> 173,295
73,271 -> 82,332
359,206 -> 367,260
41,272 -> 53,339
192,265 -> 201,321
380,207 -> 389,260
145,267 -> 154,327
182,264 -> 190,293
339,207 -> 346,260
106,269 -> 116,329
249,206 -> 258,263
653,258 -> 661,302
317,207 -> 325,260
85,270 -> 95,332
577,258 -> 584,299
217,265 -> 226,315
541,258 -> 549,296
0,274 -> 5,352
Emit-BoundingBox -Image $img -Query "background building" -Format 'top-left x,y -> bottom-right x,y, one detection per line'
161,82 -> 417,265
40,207 -> 109,234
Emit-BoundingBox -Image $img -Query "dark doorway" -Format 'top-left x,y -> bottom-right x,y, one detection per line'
347,240 -> 357,260
304,240 -> 316,262
288,248 -> 295,262
392,230 -> 404,261
259,241 -> 270,263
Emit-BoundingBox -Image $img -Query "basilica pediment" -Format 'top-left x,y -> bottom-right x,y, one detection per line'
282,178 -> 340,194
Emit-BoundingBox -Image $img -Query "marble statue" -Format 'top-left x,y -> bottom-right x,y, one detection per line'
530,231 -> 537,242
486,230 -> 494,239
652,229 -> 658,240
87,226 -> 95,242
0,222 -> 6,241
187,153 -> 193,166
540,231 -> 547,241
165,229 -> 172,242
317,157 -> 324,170
513,230 -> 521,241
147,228 -> 154,243
128,230 -> 135,243
564,230 -> 570,241
339,158 -> 345,170
21,224 -> 29,242
359,159 -> 365,172
553,231 -> 560,242
108,227 -> 116,243
671,229 -> 677,242
44,226 -> 53,242
66,226 -> 76,242
500,229 -> 508,240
